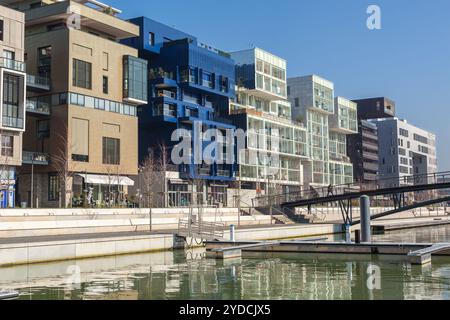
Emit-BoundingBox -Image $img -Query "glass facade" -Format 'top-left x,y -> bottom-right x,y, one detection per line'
123,55 -> 148,103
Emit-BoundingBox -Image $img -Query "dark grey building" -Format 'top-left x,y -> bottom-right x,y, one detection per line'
352,97 -> 396,120
347,120 -> 379,186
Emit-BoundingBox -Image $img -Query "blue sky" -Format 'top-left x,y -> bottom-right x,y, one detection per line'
108,0 -> 450,171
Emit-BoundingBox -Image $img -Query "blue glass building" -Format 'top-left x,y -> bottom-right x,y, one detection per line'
122,17 -> 237,206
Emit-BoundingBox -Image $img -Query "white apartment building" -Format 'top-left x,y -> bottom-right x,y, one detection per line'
229,48 -> 309,194
288,75 -> 356,187
369,117 -> 437,186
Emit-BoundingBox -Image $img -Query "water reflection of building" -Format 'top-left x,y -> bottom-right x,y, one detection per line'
2,245 -> 450,300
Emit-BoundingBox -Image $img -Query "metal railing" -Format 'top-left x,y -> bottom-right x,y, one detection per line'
23,151 -> 50,165
26,74 -> 50,88
178,218 -> 225,241
26,98 -> 51,115
254,171 -> 450,208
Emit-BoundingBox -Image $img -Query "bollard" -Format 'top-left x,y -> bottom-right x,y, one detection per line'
230,224 -> 236,242
360,195 -> 372,243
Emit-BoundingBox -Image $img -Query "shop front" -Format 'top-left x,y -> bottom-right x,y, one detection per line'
73,174 -> 135,207
0,167 -> 16,208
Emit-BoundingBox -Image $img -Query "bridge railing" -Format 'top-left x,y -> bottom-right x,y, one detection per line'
255,171 -> 450,208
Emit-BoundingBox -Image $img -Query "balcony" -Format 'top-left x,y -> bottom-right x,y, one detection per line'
362,151 -> 379,162
217,169 -> 230,177
2,116 -> 24,130
0,58 -> 26,72
23,151 -> 50,166
27,74 -> 50,92
363,162 -> 379,172
157,90 -> 176,100
26,98 -> 51,116
153,104 -> 177,118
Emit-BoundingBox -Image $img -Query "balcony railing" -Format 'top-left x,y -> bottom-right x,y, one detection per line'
22,151 -> 50,165
27,74 -> 51,90
26,98 -> 51,115
0,58 -> 26,72
157,90 -> 176,99
2,116 -> 24,130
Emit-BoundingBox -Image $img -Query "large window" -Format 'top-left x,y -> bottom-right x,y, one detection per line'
103,76 -> 108,94
73,59 -> 92,89
123,56 -> 147,102
38,46 -> 52,80
103,137 -> 120,165
1,135 -> 14,157
2,73 -> 24,128
48,174 -> 60,202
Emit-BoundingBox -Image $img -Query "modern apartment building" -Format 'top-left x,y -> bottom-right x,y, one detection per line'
328,97 -> 358,185
347,120 -> 379,187
229,48 -> 308,195
0,5 -> 26,208
346,97 -> 396,186
288,75 -> 356,187
122,17 -> 236,207
369,117 -> 438,187
4,0 -> 148,208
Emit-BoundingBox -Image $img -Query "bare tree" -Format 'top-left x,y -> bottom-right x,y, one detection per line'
52,124 -> 77,208
157,142 -> 170,207
140,147 -> 158,208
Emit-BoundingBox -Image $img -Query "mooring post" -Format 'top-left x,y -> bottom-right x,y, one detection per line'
230,224 -> 236,242
360,195 -> 372,243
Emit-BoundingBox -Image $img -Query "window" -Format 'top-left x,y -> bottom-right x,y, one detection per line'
202,71 -> 214,88
149,32 -> 155,46
219,76 -> 228,93
72,118 -> 89,162
1,135 -> 14,157
295,98 -> 300,107
399,128 -> 409,138
73,59 -> 92,89
103,137 -> 120,165
0,20 -> 3,42
37,120 -> 50,139
2,73 -> 23,128
38,46 -> 52,80
123,56 -> 147,102
103,76 -> 108,94
48,174 -> 59,201
3,50 -> 14,60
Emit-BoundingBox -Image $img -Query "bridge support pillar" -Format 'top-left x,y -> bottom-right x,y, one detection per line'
360,195 -> 372,243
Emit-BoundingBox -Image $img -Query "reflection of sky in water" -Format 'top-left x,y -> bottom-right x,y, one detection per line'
0,226 -> 450,300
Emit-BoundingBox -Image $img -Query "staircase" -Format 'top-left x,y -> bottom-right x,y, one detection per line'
255,206 -> 306,224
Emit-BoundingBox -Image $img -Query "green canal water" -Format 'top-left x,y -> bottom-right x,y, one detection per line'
2,225 -> 450,300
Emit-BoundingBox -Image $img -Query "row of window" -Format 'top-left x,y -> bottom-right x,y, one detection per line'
255,59 -> 286,81
72,57 -> 148,103
180,67 -> 230,93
